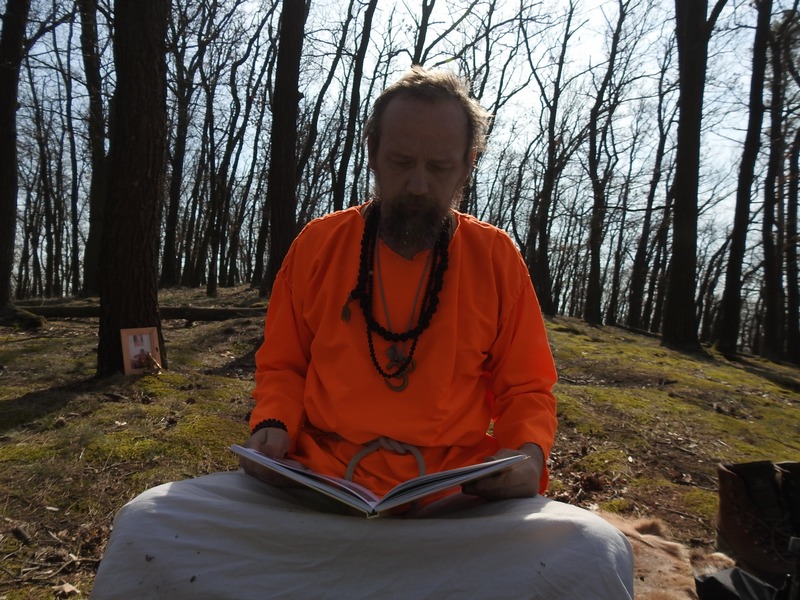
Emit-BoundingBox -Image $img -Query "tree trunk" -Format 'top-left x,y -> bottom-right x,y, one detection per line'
698,238 -> 728,343
522,1 -> 582,316
77,0 -> 108,297
0,0 -> 31,311
760,22 -> 787,360
331,0 -> 377,213
645,205 -> 672,334
785,57 -> 800,365
160,71 -> 192,288
584,0 -> 625,327
260,0 -> 308,296
714,0 -> 771,356
662,0 -> 727,350
50,15 -> 82,296
628,49 -> 674,331
160,1 -> 199,289
96,0 -> 170,377
411,0 -> 435,64
787,128 -> 800,364
24,57 -> 57,298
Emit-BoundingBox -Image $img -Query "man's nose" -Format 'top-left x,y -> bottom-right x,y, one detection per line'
406,165 -> 430,196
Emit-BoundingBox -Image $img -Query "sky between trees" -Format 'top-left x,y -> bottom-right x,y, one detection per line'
4,0 -> 798,365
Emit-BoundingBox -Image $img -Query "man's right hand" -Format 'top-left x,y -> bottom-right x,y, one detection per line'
239,427 -> 296,487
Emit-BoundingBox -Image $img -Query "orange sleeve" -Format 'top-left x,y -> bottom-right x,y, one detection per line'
484,241 -> 558,494
250,244 -> 310,442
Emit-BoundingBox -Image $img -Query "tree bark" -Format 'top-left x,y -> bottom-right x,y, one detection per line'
522,1 -> 582,316
714,0 -> 771,356
331,0 -> 377,213
627,47 -> 675,331
787,126 -> 800,364
159,1 -> 199,289
760,18 -> 787,360
260,0 -> 308,296
662,0 -> 728,350
0,0 -> 31,312
77,0 -> 108,297
96,0 -> 170,376
584,0 -> 625,326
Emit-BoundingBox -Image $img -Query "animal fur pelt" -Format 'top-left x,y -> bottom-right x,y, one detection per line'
598,511 -> 735,600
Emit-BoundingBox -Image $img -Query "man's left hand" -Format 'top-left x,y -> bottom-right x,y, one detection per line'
461,443 -> 543,500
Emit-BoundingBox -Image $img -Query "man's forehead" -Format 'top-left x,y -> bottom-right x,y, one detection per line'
378,98 -> 469,152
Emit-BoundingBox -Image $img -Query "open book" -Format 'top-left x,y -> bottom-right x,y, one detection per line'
231,444 -> 528,518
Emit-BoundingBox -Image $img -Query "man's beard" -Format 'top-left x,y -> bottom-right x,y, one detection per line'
377,193 -> 458,255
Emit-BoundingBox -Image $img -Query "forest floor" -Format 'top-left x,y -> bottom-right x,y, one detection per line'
1,285 -> 799,599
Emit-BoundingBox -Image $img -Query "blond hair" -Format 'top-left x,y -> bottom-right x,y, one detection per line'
363,65 -> 491,163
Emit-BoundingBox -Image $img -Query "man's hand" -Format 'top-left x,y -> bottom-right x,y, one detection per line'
461,443 -> 543,500
239,427 -> 296,487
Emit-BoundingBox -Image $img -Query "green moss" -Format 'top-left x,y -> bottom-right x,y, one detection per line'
0,441 -> 54,462
83,430 -> 173,463
678,487 -> 718,521
628,476 -> 671,494
598,498 -> 634,514
575,448 -> 630,475
169,414 -> 248,455
554,390 -> 607,436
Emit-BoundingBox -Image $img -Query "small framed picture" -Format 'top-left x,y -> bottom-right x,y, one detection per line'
120,327 -> 162,375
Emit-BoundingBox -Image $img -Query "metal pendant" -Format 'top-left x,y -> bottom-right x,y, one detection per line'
385,345 -> 416,392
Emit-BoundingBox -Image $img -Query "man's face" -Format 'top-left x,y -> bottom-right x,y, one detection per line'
368,95 -> 473,254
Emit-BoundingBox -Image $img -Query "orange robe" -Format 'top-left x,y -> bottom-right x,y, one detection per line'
251,204 -> 557,497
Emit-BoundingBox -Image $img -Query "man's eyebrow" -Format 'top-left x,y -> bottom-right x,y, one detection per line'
386,150 -> 455,162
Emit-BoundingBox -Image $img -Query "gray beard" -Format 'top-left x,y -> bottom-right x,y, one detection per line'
377,196 -> 454,256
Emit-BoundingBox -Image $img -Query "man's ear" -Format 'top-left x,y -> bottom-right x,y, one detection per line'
462,150 -> 477,182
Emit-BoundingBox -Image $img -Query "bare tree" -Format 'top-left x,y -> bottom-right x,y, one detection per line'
410,0 -> 482,67
627,40 -> 678,331
788,122 -> 800,363
260,0 -> 309,296
204,7 -> 273,296
331,0 -> 377,213
714,0 -> 772,355
96,0 -> 169,376
584,0 -> 630,326
760,5 -> 792,359
0,0 -> 30,321
160,0 -> 212,289
47,10 -> 81,296
23,55 -> 62,298
787,17 -> 800,363
76,0 -> 108,296
0,0 -> 61,325
522,0 -> 588,316
662,0 -> 728,349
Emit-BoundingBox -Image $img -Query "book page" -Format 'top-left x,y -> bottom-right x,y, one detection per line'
231,445 -> 380,508
232,445 -> 529,517
375,454 -> 528,512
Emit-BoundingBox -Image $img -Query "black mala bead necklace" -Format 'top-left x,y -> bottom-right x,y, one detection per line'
341,203 -> 450,391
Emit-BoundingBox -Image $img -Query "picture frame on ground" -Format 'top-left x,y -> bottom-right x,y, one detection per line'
120,327 -> 162,375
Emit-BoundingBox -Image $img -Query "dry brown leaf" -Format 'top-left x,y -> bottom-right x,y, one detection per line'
51,582 -> 81,597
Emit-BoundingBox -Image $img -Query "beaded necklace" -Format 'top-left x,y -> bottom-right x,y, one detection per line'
375,231 -> 433,391
342,203 -> 450,391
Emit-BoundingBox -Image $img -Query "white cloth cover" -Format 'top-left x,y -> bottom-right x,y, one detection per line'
91,471 -> 634,599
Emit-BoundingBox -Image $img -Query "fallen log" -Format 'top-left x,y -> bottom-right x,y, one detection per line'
21,305 -> 265,321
